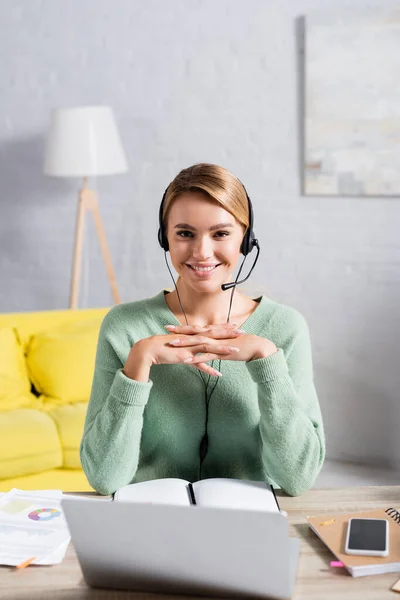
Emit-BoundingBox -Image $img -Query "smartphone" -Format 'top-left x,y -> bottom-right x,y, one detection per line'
345,518 -> 389,557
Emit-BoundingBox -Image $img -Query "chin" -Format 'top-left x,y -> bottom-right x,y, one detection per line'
196,281 -> 226,293
181,275 -> 224,291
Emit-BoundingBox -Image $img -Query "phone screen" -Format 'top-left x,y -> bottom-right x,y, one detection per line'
348,519 -> 387,551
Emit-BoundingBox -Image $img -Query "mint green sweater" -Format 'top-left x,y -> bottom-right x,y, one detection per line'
80,290 -> 325,496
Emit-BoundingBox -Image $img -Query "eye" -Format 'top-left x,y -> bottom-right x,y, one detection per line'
175,230 -> 230,239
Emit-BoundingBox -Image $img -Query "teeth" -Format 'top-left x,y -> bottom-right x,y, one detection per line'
190,265 -> 217,272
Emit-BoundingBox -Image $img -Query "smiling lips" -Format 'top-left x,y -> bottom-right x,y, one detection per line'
186,263 -> 222,277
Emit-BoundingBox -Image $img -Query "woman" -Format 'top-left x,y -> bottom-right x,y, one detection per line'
80,163 -> 325,496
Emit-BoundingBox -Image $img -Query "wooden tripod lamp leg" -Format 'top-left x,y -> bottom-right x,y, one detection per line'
69,183 -> 121,309
69,191 -> 89,309
90,193 -> 121,305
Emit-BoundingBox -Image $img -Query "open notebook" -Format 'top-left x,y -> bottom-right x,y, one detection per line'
114,478 -> 281,513
308,507 -> 400,577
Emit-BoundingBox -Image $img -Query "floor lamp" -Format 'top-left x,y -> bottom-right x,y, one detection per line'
44,106 -> 128,308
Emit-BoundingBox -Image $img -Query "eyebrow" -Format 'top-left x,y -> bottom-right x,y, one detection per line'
173,223 -> 234,231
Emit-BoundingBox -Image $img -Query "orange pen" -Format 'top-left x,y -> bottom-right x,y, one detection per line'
15,556 -> 37,569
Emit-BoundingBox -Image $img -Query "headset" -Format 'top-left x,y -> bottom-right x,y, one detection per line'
158,180 -> 261,477
158,184 -> 260,285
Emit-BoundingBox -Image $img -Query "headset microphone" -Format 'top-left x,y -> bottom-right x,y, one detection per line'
221,239 -> 260,291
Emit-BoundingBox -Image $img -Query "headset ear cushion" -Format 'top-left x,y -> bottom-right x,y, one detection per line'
158,187 -> 170,251
240,232 -> 249,256
158,227 -> 169,251
241,230 -> 256,256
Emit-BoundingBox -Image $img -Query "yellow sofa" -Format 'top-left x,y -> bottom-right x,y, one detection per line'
0,306 -> 109,492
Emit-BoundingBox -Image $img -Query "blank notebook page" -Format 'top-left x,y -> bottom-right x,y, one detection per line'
114,479 -> 190,505
192,479 -> 279,512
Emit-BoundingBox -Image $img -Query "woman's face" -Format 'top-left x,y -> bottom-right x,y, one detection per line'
166,192 -> 245,292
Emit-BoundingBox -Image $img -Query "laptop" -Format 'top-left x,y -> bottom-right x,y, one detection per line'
62,497 -> 300,599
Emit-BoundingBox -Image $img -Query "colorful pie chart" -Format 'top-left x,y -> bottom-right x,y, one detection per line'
28,508 -> 61,522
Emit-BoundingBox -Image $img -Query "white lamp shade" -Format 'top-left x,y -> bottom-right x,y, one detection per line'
44,106 -> 129,177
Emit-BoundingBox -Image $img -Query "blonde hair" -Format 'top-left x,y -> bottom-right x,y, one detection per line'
161,163 -> 250,234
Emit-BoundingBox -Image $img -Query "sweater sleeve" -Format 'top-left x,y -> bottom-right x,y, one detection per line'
246,311 -> 325,496
80,310 -> 153,495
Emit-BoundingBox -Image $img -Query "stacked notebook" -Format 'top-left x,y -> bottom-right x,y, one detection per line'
307,507 -> 400,577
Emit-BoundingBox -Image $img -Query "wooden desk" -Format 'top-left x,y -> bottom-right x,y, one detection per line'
1,486 -> 400,599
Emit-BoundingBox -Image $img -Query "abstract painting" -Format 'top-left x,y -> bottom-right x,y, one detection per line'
305,11 -> 400,196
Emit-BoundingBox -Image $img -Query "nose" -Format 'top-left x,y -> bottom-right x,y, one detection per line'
192,235 -> 214,260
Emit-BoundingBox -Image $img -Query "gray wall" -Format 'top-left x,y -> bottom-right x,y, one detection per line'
1,0 -> 399,469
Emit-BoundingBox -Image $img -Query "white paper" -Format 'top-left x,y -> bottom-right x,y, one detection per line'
192,478 -> 280,512
0,488 -> 71,566
114,478 -> 191,505
34,538 -> 71,565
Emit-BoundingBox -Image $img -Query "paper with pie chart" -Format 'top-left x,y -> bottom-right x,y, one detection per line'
0,488 -> 71,566
28,507 -> 62,522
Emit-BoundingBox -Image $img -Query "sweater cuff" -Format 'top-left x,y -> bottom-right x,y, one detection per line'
109,368 -> 153,406
246,348 -> 288,383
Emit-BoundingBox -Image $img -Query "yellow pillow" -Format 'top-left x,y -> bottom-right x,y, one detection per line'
0,327 -> 36,411
0,409 -> 62,479
48,402 -> 88,468
26,318 -> 102,405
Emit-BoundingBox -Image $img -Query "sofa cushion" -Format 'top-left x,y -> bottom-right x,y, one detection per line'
0,409 -> 63,479
25,318 -> 102,405
0,307 -> 108,351
48,402 -> 87,468
0,327 -> 37,411
0,468 -> 94,492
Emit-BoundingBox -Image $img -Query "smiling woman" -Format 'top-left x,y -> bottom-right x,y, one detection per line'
80,163 -> 326,497
167,195 -> 245,290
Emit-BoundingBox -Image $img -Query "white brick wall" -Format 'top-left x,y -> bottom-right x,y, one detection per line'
1,0 -> 399,468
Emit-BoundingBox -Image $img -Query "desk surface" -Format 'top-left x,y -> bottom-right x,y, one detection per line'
1,485 -> 400,599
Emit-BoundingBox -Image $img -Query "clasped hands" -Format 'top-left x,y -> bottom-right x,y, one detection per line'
163,323 -> 277,377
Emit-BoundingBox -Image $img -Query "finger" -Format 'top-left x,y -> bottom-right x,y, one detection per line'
203,323 -> 239,330
192,362 -> 223,377
203,329 -> 245,339
164,323 -> 238,334
184,343 -> 239,356
168,332 -> 244,347
164,324 -> 209,334
184,348 -> 239,364
167,335 -> 220,347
